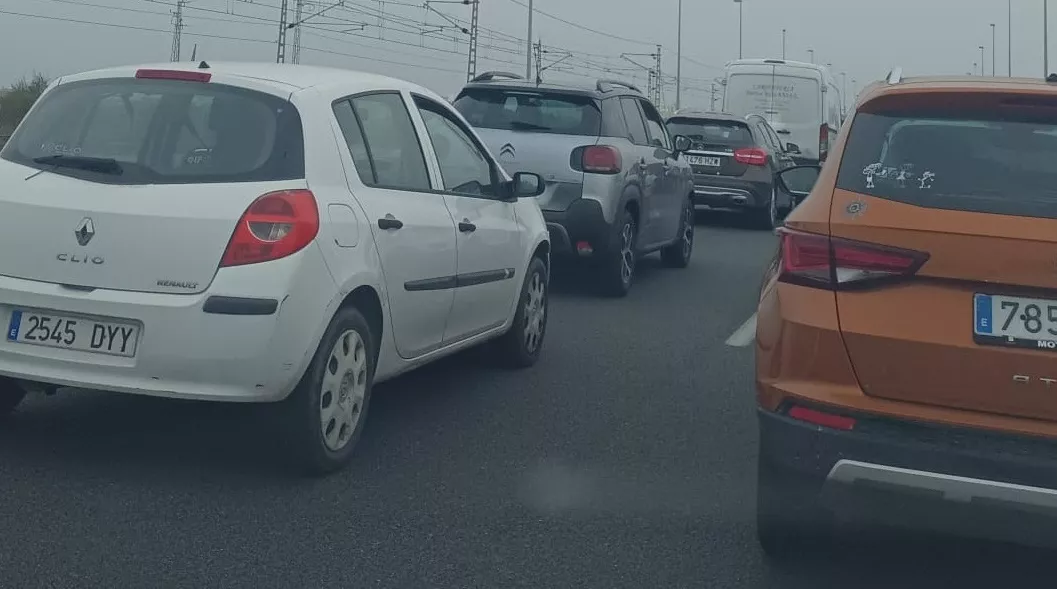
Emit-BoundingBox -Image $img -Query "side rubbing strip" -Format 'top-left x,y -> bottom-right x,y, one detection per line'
404,268 -> 516,291
405,276 -> 458,292
455,268 -> 516,288
202,296 -> 278,315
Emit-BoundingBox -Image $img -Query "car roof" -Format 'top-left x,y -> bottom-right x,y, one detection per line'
667,109 -> 747,123
57,61 -> 443,100
459,77 -> 642,99
857,75 -> 1057,109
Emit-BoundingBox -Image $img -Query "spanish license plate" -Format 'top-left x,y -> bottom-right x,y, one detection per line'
6,309 -> 140,357
974,293 -> 1057,350
687,155 -> 722,167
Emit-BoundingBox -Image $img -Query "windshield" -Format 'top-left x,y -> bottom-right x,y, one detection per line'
1,77 -> 304,184
724,73 -> 820,123
665,117 -> 753,148
453,88 -> 601,136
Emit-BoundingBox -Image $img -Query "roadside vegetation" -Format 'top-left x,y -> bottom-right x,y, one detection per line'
0,73 -> 49,140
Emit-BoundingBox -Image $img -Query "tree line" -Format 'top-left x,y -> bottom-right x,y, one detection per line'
0,73 -> 49,140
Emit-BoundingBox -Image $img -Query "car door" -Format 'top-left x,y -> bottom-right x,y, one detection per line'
331,92 -> 457,359
638,99 -> 684,244
409,94 -> 524,344
761,120 -> 796,172
618,97 -> 661,247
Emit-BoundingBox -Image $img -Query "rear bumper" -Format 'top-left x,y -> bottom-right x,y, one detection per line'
760,407 -> 1057,545
542,197 -> 613,259
0,245 -> 336,402
691,173 -> 770,209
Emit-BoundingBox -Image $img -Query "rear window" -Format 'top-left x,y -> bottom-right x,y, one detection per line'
453,88 -> 601,136
836,102 -> 1057,219
665,117 -> 753,148
724,74 -> 820,123
0,77 -> 304,185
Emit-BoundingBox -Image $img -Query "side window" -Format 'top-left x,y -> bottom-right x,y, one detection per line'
414,96 -> 496,197
347,92 -> 431,191
332,100 -> 375,184
600,97 -> 627,138
619,98 -> 649,145
639,101 -> 671,150
754,122 -> 778,152
764,124 -> 785,152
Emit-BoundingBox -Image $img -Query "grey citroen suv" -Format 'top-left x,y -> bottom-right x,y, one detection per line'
452,72 -> 695,297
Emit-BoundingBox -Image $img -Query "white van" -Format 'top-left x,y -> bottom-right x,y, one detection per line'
720,59 -> 842,165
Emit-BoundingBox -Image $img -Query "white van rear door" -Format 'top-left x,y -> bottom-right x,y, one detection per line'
724,71 -> 822,161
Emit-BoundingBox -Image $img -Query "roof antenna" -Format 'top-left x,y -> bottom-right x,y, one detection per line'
198,60 -> 210,70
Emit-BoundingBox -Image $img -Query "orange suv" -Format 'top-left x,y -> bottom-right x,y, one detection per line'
757,69 -> 1057,556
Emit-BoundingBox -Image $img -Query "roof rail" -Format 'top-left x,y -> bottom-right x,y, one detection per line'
470,71 -> 523,83
596,79 -> 642,94
886,67 -> 903,85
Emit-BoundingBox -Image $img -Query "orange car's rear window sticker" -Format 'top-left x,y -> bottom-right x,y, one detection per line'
861,162 -> 935,190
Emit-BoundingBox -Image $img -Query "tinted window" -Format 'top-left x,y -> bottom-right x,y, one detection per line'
333,100 -> 374,184
1,77 -> 304,184
415,97 -> 495,197
762,123 -> 785,152
453,88 -> 600,136
620,98 -> 649,145
666,117 -> 754,148
600,97 -> 628,138
639,101 -> 671,149
836,106 -> 1057,219
349,93 -> 431,191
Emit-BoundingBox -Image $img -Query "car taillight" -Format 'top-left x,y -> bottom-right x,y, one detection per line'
818,124 -> 829,162
135,69 -> 212,82
777,227 -> 928,290
733,147 -> 767,166
581,145 -> 622,174
220,190 -> 319,267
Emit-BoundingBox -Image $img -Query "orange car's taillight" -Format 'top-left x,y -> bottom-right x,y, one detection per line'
777,227 -> 929,291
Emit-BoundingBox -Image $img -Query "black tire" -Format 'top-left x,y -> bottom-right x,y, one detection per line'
0,377 -> 26,418
599,210 -> 637,298
493,256 -> 549,369
661,197 -> 695,268
283,307 -> 376,476
753,185 -> 781,230
756,455 -> 834,561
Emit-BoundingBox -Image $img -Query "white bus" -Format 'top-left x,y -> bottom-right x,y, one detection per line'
720,59 -> 843,165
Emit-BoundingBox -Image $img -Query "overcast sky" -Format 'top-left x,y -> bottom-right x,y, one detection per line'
0,0 -> 1046,107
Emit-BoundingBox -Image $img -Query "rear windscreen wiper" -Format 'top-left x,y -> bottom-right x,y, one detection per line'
32,155 -> 123,175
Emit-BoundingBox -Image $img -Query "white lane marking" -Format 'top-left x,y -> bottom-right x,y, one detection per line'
725,313 -> 757,347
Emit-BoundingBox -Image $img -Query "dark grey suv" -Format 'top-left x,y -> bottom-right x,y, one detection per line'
665,109 -> 799,229
453,72 -> 695,297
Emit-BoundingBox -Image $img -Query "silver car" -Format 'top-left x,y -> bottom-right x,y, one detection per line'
453,72 -> 696,297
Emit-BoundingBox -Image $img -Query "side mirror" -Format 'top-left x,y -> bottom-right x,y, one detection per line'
672,134 -> 692,154
512,172 -> 545,198
785,142 -> 801,155
774,165 -> 822,206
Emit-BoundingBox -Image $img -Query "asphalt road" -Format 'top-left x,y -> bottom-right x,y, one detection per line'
2,212 -> 1057,588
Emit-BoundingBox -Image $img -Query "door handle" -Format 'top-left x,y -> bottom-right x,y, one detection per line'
458,219 -> 477,233
377,214 -> 403,230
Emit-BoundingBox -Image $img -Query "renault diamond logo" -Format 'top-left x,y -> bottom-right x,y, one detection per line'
499,143 -> 516,159
74,217 -> 95,246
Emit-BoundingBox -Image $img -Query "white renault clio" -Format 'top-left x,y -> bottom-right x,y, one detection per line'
0,62 -> 551,473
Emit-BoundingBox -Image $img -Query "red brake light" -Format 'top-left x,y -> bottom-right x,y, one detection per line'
582,145 -> 622,174
220,190 -> 319,267
733,147 -> 767,166
135,69 -> 212,83
777,227 -> 928,290
788,405 -> 856,431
